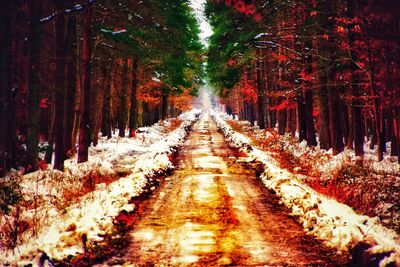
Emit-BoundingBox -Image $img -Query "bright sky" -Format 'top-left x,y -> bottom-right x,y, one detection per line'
190,0 -> 213,46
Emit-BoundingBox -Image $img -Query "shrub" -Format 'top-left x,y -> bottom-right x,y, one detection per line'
0,176 -> 22,215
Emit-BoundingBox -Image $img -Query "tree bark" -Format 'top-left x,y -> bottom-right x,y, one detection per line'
64,16 -> 77,157
26,0 -> 42,172
316,0 -> 337,150
328,81 -> 344,154
368,42 -> 384,161
304,89 -> 317,146
317,83 -> 331,149
347,0 -> 364,157
297,92 -> 307,142
118,58 -> 129,137
53,0 -> 67,170
0,0 -> 12,176
78,6 -> 93,163
161,90 -> 168,120
129,58 -> 139,136
256,48 -> 266,129
101,62 -> 113,138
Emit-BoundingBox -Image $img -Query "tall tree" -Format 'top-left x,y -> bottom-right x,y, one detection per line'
129,58 -> 139,136
0,0 -> 12,176
26,0 -> 42,172
118,58 -> 129,137
347,0 -> 364,158
53,0 -> 67,170
64,15 -> 78,157
78,5 -> 93,163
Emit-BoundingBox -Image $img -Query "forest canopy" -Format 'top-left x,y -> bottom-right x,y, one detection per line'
205,0 -> 400,162
0,0 -> 204,175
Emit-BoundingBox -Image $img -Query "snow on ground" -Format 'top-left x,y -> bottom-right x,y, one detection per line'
0,109 -> 201,266
212,110 -> 400,267
226,114 -> 400,235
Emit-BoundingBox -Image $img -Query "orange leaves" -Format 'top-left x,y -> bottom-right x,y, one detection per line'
336,25 -> 346,34
169,87 -> 194,111
137,80 -> 162,107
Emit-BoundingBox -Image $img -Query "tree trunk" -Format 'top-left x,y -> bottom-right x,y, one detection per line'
44,107 -> 55,164
26,0 -> 41,172
142,102 -> 150,126
161,90 -> 168,120
347,0 -> 364,157
92,65 -> 108,147
101,62 -> 113,138
304,89 -> 317,146
328,84 -> 344,155
256,49 -> 266,129
297,92 -> 307,142
0,0 -> 12,176
368,42 -> 384,161
317,84 -> 331,149
53,0 -> 67,170
341,102 -> 350,146
392,109 -> 400,158
129,58 -> 139,136
64,16 -> 77,157
118,58 -> 129,137
77,6 -> 93,163
278,109 -> 287,135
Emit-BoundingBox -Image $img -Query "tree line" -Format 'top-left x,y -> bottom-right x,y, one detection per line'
0,0 -> 204,176
206,0 -> 400,162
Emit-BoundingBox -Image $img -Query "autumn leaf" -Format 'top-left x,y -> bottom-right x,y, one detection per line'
39,98 -> 49,109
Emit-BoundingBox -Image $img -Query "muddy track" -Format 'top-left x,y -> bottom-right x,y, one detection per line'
95,113 -> 349,266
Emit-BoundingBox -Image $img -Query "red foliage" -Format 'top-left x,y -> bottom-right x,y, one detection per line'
299,70 -> 313,82
38,160 -> 47,170
114,210 -> 136,227
239,81 -> 257,103
221,0 -> 262,21
270,99 -> 297,111
336,25 -> 346,34
39,98 -> 49,109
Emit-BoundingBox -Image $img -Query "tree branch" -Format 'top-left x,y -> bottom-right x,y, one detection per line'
40,0 -> 101,24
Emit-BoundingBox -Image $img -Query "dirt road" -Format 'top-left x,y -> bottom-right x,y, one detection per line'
97,113 -> 348,266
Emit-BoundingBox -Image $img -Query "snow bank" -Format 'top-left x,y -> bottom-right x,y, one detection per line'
1,109 -> 201,266
212,111 -> 400,267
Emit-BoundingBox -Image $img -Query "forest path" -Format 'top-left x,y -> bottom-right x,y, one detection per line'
95,113 -> 346,266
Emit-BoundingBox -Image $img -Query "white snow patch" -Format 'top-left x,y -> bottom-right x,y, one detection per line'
1,109 -> 201,265
212,111 -> 400,266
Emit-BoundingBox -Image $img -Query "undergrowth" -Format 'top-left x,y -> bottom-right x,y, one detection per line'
0,176 -> 22,215
0,175 -> 24,249
228,119 -> 400,234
